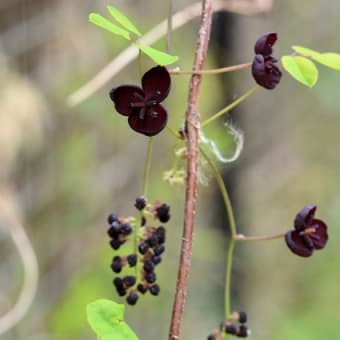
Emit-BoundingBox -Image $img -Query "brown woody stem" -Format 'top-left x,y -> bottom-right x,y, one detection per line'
168,0 -> 213,339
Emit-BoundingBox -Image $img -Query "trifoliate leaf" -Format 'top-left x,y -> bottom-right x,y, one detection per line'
87,299 -> 138,340
107,5 -> 141,36
137,44 -> 178,66
281,56 -> 318,87
89,13 -> 130,40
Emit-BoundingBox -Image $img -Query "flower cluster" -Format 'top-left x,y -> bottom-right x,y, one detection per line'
109,66 -> 171,136
285,205 -> 328,257
207,312 -> 250,339
252,32 -> 282,89
107,196 -> 170,305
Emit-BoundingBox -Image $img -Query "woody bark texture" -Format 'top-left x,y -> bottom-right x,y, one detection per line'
169,0 -> 213,339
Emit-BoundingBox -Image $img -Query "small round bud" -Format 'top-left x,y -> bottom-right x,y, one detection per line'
126,292 -> 139,305
123,275 -> 136,288
225,325 -> 237,335
108,213 -> 119,224
110,239 -> 122,250
207,335 -> 215,340
111,258 -> 122,273
120,223 -> 132,235
138,242 -> 149,255
236,325 -> 249,338
127,254 -> 137,267
113,278 -> 126,296
107,224 -> 120,239
117,288 -> 127,296
113,277 -> 124,289
143,260 -> 154,273
137,283 -> 148,294
145,272 -> 157,284
155,226 -> 166,244
151,255 -> 162,265
135,196 -> 147,210
149,284 -> 160,296
155,204 -> 170,223
154,244 -> 165,256
147,234 -> 159,247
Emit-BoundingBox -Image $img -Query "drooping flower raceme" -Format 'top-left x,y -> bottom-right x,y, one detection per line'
285,204 -> 328,257
110,66 -> 171,136
252,33 -> 282,89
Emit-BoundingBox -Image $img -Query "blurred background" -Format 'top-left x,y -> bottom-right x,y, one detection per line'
0,0 -> 339,339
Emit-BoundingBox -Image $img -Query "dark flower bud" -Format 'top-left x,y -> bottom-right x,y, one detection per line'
126,291 -> 139,305
120,223 -> 133,235
143,260 -> 155,273
117,288 -> 127,297
151,255 -> 162,265
141,216 -> 147,226
127,254 -> 137,267
108,213 -> 119,224
123,275 -> 136,288
113,277 -> 124,289
156,204 -> 171,223
145,272 -> 157,284
207,335 -> 215,340
225,324 -> 237,335
149,284 -> 160,296
138,242 -> 149,255
107,222 -> 121,239
137,283 -> 148,294
135,196 -> 147,210
147,234 -> 159,247
237,325 -> 249,338
154,244 -> 165,256
155,226 -> 166,243
238,312 -> 247,324
111,256 -> 123,273
110,239 -> 122,250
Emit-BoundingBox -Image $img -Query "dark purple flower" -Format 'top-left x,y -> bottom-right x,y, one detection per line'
285,205 -> 328,257
252,33 -> 282,90
109,66 -> 171,136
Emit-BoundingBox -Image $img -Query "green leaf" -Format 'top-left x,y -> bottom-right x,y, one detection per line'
292,45 -> 321,59
89,13 -> 130,40
137,44 -> 178,66
107,5 -> 141,37
292,45 -> 340,70
281,56 -> 318,87
87,299 -> 138,340
310,53 -> 340,71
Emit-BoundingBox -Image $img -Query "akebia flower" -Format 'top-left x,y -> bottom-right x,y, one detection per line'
285,204 -> 328,257
109,66 -> 171,136
252,32 -> 282,89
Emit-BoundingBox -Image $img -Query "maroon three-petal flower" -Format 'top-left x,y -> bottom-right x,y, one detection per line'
251,32 -> 282,90
285,204 -> 328,257
109,66 -> 171,136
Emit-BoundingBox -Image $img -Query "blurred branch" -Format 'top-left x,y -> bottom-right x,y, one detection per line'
169,0 -> 213,338
67,0 -> 273,107
0,211 -> 39,335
